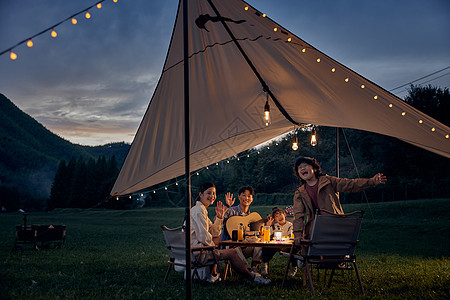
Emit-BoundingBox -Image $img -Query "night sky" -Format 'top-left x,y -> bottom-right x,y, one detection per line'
1,0 -> 449,145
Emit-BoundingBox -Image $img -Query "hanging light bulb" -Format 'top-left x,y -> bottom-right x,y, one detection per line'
113,0 -> 118,3
97,3 -> 102,9
85,11 -> 91,19
10,51 -> 18,60
51,29 -> 57,37
71,17 -> 78,24
264,95 -> 271,126
310,128 -> 317,146
27,40 -> 33,47
292,133 -> 299,151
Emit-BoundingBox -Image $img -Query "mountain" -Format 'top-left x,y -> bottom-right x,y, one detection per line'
0,93 -> 130,210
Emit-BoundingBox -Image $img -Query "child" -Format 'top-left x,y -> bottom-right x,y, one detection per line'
260,207 -> 297,277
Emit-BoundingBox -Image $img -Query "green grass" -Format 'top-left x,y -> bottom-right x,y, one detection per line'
1,199 -> 449,299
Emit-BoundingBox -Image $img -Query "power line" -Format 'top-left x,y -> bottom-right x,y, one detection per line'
389,66 -> 450,92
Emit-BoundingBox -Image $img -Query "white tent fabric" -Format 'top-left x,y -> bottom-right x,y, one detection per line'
111,0 -> 450,196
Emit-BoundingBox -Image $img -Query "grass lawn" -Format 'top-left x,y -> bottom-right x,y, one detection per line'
0,199 -> 449,299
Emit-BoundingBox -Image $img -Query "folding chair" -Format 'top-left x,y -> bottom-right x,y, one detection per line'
161,225 -> 222,282
283,210 -> 365,296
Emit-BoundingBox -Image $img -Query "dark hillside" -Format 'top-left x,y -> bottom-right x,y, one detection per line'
0,93 -> 130,210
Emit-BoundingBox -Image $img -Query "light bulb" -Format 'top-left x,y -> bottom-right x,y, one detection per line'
264,100 -> 271,126
97,3 -> 102,9
10,51 -> 17,60
292,134 -> 299,151
113,0 -> 118,3
27,40 -> 33,47
72,18 -> 77,24
85,11 -> 91,19
310,129 -> 317,147
51,29 -> 57,37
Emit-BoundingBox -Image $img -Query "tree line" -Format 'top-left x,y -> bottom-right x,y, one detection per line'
47,156 -> 119,209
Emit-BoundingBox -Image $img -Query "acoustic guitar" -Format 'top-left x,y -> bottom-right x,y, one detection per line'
225,206 -> 293,237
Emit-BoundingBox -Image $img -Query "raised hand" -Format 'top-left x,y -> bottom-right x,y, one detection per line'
215,201 -> 226,219
225,192 -> 235,208
372,173 -> 387,185
265,215 -> 274,226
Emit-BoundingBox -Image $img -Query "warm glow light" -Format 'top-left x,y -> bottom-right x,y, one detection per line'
345,78 -> 349,82
389,104 -> 393,108
302,48 -> 306,53
361,85 -> 365,89
374,95 -> 378,100
431,127 -> 436,132
97,3 -> 102,9
292,134 -> 299,151
287,37 -> 292,42
71,18 -> 77,24
402,112 -> 406,116
310,129 -> 317,146
10,51 -> 17,60
51,29 -> 57,37
245,6 -> 249,10
262,14 -> 266,17
419,120 -> 423,124
27,40 -> 33,47
316,58 -> 320,63
264,99 -> 271,126
331,68 -> 336,72
273,27 -> 278,32
116,197 -> 119,200
113,0 -> 118,2
85,11 -> 91,19
446,134 -> 449,139
153,190 -> 156,193
165,187 -> 168,190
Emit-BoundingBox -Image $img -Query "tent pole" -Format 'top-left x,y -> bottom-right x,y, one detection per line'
336,127 -> 340,178
183,0 -> 192,299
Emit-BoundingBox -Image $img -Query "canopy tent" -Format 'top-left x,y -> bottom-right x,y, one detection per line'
111,0 -> 450,197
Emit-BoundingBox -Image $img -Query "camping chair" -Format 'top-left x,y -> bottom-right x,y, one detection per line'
283,210 -> 365,296
161,225 -> 223,282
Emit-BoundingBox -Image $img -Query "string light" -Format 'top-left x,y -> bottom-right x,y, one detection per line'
292,132 -> 299,151
10,51 -> 17,60
310,128 -> 317,146
1,1 -> 116,60
264,93 -> 271,126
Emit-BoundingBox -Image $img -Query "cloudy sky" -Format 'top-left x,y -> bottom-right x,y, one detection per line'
0,0 -> 449,146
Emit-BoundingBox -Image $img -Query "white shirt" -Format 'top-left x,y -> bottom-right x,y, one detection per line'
190,201 -> 223,248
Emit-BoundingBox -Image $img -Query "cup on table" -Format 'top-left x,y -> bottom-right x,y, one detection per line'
263,226 -> 271,242
232,230 -> 238,241
237,224 -> 244,241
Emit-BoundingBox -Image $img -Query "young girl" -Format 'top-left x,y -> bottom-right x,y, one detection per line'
260,207 -> 296,276
190,182 -> 270,284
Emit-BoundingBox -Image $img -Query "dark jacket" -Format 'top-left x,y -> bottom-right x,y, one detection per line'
293,175 -> 376,239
